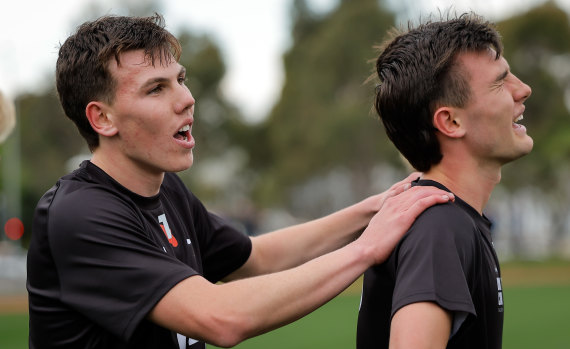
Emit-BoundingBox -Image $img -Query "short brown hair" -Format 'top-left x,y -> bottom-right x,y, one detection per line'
373,13 -> 502,171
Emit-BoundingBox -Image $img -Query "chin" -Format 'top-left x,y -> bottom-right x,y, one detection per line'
509,143 -> 533,162
513,135 -> 533,155
521,137 -> 534,155
173,155 -> 194,173
170,163 -> 193,173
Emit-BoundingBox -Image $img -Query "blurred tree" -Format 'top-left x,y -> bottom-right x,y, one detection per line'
498,1 -> 570,189
12,0 -> 570,253
253,0 -> 398,213
10,0 -> 171,248
175,31 -> 254,210
14,88 -> 86,247
11,0 -> 255,246
498,1 -> 570,256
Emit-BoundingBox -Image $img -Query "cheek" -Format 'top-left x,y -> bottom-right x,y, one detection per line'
129,117 -> 164,138
464,114 -> 500,148
474,102 -> 510,131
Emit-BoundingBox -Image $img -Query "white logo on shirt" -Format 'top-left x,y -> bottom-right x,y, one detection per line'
497,277 -> 503,306
158,214 -> 179,247
177,333 -> 198,348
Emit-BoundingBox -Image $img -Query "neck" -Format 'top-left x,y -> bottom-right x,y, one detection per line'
90,149 -> 164,197
422,157 -> 501,215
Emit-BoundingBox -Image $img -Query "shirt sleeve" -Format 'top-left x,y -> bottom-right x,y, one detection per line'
391,203 -> 477,317
188,198 -> 252,283
48,184 -> 196,341
161,173 -> 252,283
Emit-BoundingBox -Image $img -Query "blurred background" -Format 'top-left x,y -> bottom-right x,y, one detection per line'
1,0 -> 570,348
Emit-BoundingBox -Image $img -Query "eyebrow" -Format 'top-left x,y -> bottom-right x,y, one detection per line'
493,69 -> 509,84
140,66 -> 186,90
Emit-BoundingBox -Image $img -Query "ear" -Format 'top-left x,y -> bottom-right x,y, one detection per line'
432,106 -> 465,138
85,102 -> 118,137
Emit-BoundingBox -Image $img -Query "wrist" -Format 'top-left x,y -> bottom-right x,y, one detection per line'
348,238 -> 377,268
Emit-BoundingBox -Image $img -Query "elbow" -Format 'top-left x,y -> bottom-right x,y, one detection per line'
197,311 -> 258,347
208,334 -> 242,348
207,328 -> 246,348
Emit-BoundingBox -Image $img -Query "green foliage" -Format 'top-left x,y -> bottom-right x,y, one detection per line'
17,90 -> 85,195
9,26 -> 251,241
254,0 -> 398,206
174,32 -> 254,204
15,89 -> 87,246
11,0 -> 570,243
498,2 -> 570,190
253,0 -> 570,209
500,1 -> 570,55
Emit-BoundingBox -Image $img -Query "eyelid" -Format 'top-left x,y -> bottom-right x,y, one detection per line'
148,84 -> 163,94
498,70 -> 509,82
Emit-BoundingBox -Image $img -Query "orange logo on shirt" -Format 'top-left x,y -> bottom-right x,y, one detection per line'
158,214 -> 178,247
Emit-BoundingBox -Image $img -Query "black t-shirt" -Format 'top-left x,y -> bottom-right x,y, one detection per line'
27,161 -> 252,349
357,179 -> 504,349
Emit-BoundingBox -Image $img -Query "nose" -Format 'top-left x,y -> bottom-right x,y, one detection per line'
175,84 -> 195,115
513,75 -> 531,103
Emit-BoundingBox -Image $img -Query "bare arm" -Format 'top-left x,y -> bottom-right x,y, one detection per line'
389,302 -> 452,349
148,186 -> 454,347
227,173 -> 426,280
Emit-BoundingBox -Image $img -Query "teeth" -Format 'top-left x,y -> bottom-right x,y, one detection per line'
178,125 -> 190,132
514,115 -> 524,123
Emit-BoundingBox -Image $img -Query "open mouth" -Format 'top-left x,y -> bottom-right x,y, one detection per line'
174,124 -> 190,141
512,114 -> 528,134
513,114 -> 524,127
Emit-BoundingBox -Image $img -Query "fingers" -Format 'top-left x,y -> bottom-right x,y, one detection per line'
405,192 -> 454,219
372,186 -> 453,229
389,172 -> 423,196
393,172 -> 421,189
384,185 -> 454,211
362,185 -> 454,265
383,172 -> 421,201
402,171 -> 422,182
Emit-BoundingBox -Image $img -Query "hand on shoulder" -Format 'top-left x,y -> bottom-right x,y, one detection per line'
356,184 -> 454,265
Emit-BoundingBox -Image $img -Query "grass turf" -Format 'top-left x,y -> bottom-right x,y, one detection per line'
213,285 -> 570,349
2,261 -> 569,348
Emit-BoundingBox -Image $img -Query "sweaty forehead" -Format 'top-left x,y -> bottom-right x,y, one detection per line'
455,50 -> 510,96
457,49 -> 506,74
457,47 -> 498,62
108,50 -> 180,87
109,49 -> 179,72
109,50 -> 153,73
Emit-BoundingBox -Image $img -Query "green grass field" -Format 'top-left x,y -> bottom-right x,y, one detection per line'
2,261 -> 569,348
217,285 -> 570,349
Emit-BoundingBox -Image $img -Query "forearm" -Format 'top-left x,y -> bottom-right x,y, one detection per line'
151,240 -> 373,347
231,173 -> 423,278
219,241 -> 370,340
149,184 -> 453,346
247,200 -> 374,274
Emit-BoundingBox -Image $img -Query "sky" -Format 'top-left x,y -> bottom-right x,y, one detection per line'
0,0 -> 562,123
